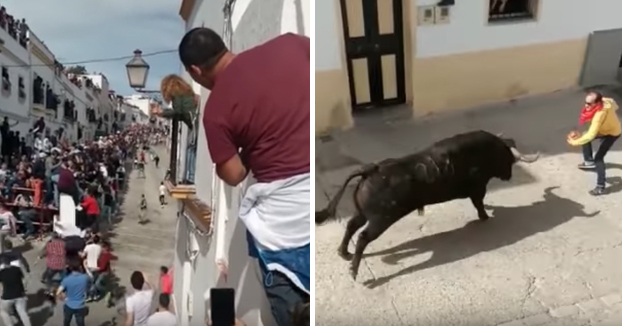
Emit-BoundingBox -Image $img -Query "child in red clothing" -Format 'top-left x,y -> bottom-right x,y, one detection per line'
160,266 -> 173,295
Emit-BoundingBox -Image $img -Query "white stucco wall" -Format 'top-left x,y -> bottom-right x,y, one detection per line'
0,42 -> 32,134
315,0 -> 341,71
174,0 -> 309,325
416,0 -> 622,57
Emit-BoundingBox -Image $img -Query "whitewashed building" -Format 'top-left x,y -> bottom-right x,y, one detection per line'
316,0 -> 622,134
165,0 -> 310,325
0,20 -> 31,135
0,5 -> 129,144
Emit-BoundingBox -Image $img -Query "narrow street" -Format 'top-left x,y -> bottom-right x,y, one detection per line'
316,88 -> 622,326
6,146 -> 177,326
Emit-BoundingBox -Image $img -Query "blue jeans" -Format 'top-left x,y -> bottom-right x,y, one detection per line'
102,206 -> 112,225
63,305 -> 86,326
185,146 -> 196,183
18,209 -> 36,236
90,271 -> 108,298
582,135 -> 620,187
264,271 -> 308,326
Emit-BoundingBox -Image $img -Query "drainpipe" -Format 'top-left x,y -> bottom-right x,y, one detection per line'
27,36 -> 33,129
213,0 -> 238,281
169,118 -> 179,184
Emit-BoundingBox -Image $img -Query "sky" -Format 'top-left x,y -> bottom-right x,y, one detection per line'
3,0 -> 185,96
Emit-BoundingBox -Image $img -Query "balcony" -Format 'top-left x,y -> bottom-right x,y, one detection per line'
0,12 -> 28,49
62,100 -> 77,123
1,66 -> 11,94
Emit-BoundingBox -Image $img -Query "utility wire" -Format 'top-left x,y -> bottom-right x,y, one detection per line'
2,49 -> 177,68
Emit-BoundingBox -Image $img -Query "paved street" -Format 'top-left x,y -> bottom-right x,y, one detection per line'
2,146 -> 177,326
316,87 -> 622,326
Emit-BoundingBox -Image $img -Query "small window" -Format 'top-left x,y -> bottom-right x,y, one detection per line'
488,0 -> 538,23
1,67 -> 8,80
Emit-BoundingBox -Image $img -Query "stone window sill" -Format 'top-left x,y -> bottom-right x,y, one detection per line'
165,180 -> 195,199
181,196 -> 212,234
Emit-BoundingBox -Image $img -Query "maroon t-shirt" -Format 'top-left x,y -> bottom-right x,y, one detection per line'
203,33 -> 310,183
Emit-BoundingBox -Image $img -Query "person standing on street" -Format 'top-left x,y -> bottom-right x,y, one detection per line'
0,255 -> 31,326
0,241 -> 30,275
158,182 -> 166,207
178,28 -> 310,326
82,235 -> 102,301
39,232 -> 65,295
57,259 -> 90,326
138,194 -> 148,224
567,91 -> 622,195
147,294 -> 176,326
0,201 -> 16,253
125,271 -> 154,326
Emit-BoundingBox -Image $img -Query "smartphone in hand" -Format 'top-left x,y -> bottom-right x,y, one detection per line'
210,288 -> 235,326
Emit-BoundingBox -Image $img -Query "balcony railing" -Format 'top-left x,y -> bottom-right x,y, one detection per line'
0,13 -> 28,48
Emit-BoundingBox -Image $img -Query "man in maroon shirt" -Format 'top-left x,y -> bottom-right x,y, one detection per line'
179,28 -> 310,326
57,160 -> 79,205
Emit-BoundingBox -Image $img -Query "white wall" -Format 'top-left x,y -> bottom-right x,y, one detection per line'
125,95 -> 152,118
315,0 -> 342,71
0,46 -> 31,134
174,0 -> 309,325
416,0 -> 622,58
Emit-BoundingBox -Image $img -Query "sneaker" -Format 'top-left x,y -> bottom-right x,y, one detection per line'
589,186 -> 606,196
578,161 -> 596,169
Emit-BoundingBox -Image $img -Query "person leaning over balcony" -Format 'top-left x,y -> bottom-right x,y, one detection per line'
160,74 -> 200,183
178,28 -> 310,326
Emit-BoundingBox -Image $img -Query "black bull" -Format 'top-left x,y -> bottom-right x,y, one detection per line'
315,130 -> 539,280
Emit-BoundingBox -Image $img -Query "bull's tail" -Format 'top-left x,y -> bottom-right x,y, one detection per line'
316,163 -> 378,224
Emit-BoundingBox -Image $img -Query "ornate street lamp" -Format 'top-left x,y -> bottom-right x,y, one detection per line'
125,49 -> 150,90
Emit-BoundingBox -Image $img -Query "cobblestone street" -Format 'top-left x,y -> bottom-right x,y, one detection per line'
315,88 -> 622,326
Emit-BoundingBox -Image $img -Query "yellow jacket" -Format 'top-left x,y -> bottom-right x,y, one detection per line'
569,97 -> 622,146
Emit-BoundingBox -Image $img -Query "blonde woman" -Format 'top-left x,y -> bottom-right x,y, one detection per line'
160,75 -> 199,183
159,74 -> 198,130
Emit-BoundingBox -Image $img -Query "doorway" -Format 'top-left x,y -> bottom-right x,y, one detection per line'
339,0 -> 406,111
580,28 -> 622,88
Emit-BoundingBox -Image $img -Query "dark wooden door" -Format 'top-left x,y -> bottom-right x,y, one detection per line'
340,0 -> 406,110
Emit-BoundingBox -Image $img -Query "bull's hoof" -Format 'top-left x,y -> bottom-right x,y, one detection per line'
349,265 -> 359,281
478,213 -> 490,221
338,249 -> 353,261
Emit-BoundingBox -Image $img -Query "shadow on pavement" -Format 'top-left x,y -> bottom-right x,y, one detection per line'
361,187 -> 600,289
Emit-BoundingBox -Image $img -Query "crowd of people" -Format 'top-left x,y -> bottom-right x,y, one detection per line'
0,119 -> 170,326
0,6 -> 28,47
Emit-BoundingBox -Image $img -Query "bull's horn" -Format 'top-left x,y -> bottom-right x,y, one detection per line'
496,132 -> 504,137
510,147 -> 540,163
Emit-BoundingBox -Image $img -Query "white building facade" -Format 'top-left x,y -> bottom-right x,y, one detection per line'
0,7 -> 130,146
315,0 -> 622,134
168,0 -> 310,325
0,20 -> 31,135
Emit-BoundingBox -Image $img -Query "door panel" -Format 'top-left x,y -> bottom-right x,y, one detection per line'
345,0 -> 366,38
377,0 -> 394,35
381,54 -> 397,99
340,0 -> 406,110
580,28 -> 622,88
352,58 -> 372,104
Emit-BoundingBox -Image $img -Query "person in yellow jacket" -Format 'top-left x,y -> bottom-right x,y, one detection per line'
567,91 -> 621,196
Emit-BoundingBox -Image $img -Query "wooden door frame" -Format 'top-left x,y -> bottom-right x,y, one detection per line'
339,0 -> 407,111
